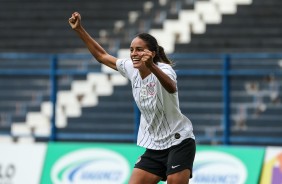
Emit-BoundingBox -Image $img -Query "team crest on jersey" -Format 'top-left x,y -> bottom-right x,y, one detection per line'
146,82 -> 156,96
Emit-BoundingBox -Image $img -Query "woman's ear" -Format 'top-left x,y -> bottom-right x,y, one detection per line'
152,51 -> 156,58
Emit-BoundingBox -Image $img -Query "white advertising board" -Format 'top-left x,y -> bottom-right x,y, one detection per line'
0,143 -> 47,184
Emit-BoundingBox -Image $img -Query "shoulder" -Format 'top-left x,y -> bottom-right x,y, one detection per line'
116,58 -> 135,79
158,62 -> 174,71
116,58 -> 132,67
158,62 -> 176,79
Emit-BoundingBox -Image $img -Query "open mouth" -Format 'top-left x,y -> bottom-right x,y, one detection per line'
132,58 -> 140,64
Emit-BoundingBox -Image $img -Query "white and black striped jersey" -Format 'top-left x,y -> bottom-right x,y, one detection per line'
116,58 -> 195,150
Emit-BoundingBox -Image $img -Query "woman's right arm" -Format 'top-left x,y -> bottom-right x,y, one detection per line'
69,12 -> 118,70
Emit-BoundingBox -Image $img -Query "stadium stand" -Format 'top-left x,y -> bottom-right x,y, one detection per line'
174,0 -> 282,53
0,0 -> 281,146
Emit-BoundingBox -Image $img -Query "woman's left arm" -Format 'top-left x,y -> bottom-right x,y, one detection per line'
142,49 -> 176,93
148,63 -> 177,93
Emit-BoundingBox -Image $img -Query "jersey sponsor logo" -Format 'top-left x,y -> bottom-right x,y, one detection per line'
174,133 -> 181,139
140,86 -> 147,98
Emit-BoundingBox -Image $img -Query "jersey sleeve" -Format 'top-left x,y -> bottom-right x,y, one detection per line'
116,58 -> 134,80
160,64 -> 177,82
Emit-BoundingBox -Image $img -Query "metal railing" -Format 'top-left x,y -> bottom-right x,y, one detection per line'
0,53 -> 282,145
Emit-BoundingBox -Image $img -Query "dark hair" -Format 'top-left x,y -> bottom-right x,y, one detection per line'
137,33 -> 173,65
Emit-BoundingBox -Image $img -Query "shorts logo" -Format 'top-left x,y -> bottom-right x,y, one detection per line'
171,165 -> 180,169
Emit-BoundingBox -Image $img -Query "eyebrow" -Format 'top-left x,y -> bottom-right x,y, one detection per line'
130,46 -> 144,49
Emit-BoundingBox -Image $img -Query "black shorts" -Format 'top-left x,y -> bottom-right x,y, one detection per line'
134,138 -> 196,181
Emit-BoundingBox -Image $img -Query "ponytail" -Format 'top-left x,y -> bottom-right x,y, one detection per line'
137,33 -> 174,66
156,45 -> 173,66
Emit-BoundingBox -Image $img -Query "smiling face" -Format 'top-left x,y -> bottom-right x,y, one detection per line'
130,37 -> 148,69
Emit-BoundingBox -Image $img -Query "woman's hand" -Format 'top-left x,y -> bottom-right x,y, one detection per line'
142,49 -> 177,93
68,12 -> 81,30
141,49 -> 155,68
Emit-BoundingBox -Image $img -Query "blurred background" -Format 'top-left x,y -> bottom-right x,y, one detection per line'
0,0 -> 282,183
1,0 -> 281,145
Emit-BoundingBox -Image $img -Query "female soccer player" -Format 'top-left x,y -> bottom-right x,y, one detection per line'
69,12 -> 196,184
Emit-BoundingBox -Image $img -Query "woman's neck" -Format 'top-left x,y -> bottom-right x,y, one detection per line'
139,68 -> 151,79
